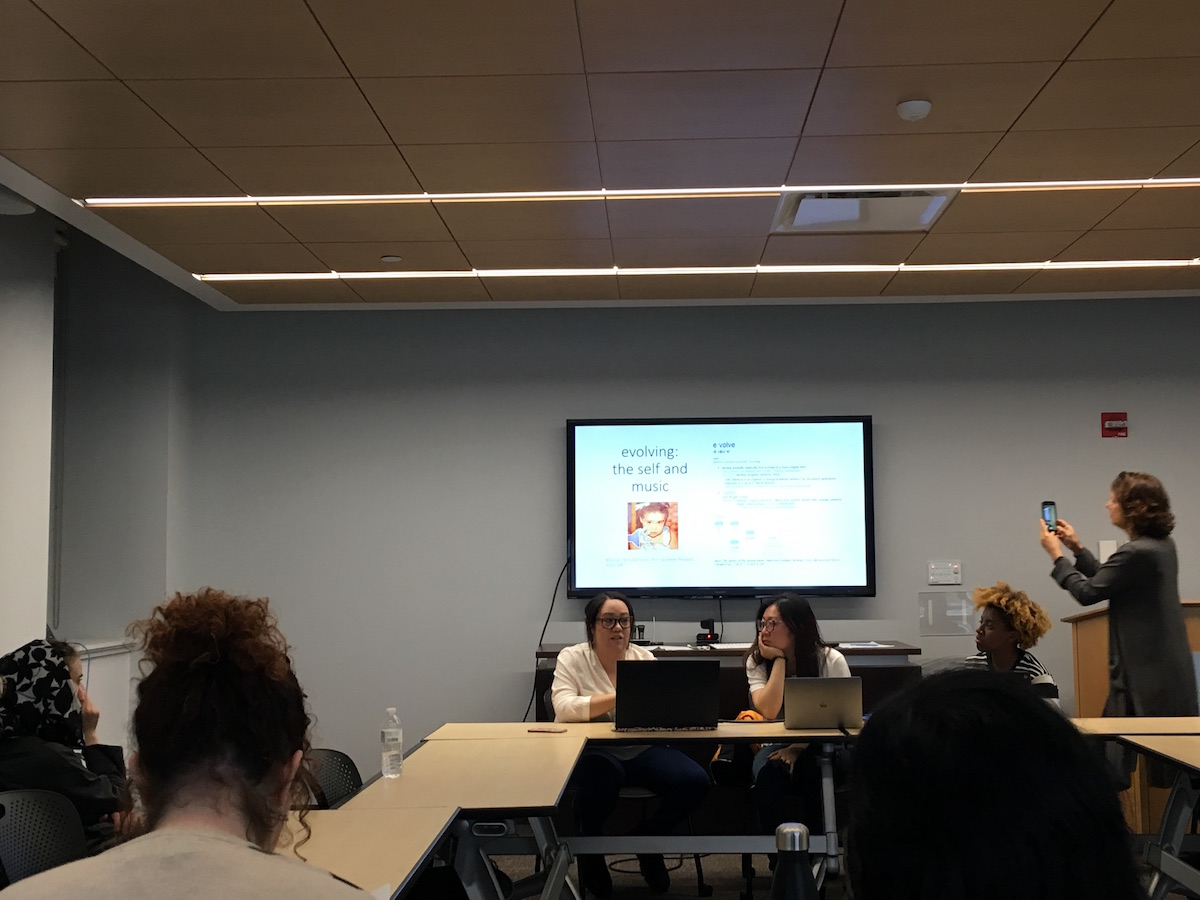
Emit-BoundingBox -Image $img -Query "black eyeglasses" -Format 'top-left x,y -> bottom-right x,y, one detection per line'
756,617 -> 783,633
597,615 -> 633,630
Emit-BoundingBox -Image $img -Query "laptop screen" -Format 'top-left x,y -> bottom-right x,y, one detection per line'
614,659 -> 721,731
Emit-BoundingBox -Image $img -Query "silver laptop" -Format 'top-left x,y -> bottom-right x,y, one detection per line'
783,676 -> 863,730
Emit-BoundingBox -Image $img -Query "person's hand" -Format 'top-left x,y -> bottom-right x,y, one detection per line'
758,635 -> 785,660
1056,518 -> 1083,553
78,684 -> 100,744
768,744 -> 806,772
1039,519 -> 1063,560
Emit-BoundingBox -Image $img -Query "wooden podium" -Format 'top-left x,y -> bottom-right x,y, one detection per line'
1064,599 -> 1200,830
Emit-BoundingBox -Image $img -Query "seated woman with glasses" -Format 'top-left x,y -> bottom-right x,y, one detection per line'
743,592 -> 850,842
550,592 -> 709,898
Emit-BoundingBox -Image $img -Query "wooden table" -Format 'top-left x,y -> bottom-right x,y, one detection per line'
1118,734 -> 1200,900
425,720 -> 854,743
1075,717 -> 1200,736
285,806 -> 458,899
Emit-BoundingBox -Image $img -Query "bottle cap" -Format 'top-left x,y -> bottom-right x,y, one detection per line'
386,707 -> 397,715
775,822 -> 810,853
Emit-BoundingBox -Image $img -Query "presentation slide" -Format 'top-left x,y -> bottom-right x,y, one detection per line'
569,419 -> 873,596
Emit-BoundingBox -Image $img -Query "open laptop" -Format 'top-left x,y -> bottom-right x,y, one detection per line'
783,676 -> 864,731
614,659 -> 721,731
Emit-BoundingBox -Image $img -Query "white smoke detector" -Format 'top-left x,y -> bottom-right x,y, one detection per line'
896,99 -> 932,122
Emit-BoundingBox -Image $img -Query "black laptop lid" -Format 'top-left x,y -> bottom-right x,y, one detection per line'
614,659 -> 721,730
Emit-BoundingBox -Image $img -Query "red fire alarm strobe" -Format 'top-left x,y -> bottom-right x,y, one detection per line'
1101,412 -> 1128,438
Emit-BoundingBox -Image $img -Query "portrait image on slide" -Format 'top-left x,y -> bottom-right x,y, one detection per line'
628,500 -> 679,550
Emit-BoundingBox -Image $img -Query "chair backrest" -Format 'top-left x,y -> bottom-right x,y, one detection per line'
0,790 -> 89,884
309,748 -> 363,809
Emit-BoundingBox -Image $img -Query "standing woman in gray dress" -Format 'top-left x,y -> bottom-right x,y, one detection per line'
1040,471 -> 1198,784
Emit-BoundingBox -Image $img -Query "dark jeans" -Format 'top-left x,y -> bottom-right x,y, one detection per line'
571,745 -> 709,835
751,743 -> 823,836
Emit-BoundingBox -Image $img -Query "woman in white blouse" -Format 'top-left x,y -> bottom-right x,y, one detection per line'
551,592 -> 709,898
744,593 -> 850,840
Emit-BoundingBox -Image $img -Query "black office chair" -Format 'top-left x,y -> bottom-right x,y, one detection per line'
543,690 -> 712,897
309,748 -> 364,809
0,790 -> 89,886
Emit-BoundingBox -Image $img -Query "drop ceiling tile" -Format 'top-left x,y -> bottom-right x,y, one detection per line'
1056,228 -> 1200,261
1155,266 -> 1200,291
1014,60 -> 1200,131
213,279 -> 363,305
459,240 -> 614,269
480,275 -> 620,302
32,0 -> 345,78
1071,0 -> 1200,60
883,270 -> 1032,296
401,142 -> 602,192
906,231 -> 1083,264
598,139 -> 796,189
750,272 -> 892,297
617,274 -> 754,300
606,196 -> 779,239
92,206 -> 293,245
203,146 -> 420,195
931,189 -> 1136,233
346,276 -> 491,304
589,71 -> 819,141
0,81 -> 186,149
305,242 -> 471,272
1,148 -> 239,198
265,203 -> 453,243
827,0 -> 1107,66
436,199 -> 610,241
577,0 -> 842,71
153,242 -> 327,275
804,63 -> 1055,136
787,133 -> 1003,185
972,128 -> 1200,182
307,0 -> 583,76
128,79 -> 390,147
761,234 -> 923,265
0,1 -> 109,79
361,76 -> 594,144
1014,268 -> 1174,295
1094,188 -> 1200,230
611,237 -> 766,267
1158,140 -> 1200,178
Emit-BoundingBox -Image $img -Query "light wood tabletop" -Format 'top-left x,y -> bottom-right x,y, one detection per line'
425,720 -> 856,742
342,736 -> 588,813
283,805 -> 458,898
1074,717 -> 1200,736
1119,735 -> 1200,771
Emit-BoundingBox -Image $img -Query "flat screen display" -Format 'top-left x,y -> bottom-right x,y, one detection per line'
567,417 -> 875,598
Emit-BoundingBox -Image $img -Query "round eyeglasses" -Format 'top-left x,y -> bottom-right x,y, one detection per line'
597,615 -> 632,630
756,617 -> 783,633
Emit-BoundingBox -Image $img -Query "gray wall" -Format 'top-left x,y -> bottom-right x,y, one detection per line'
0,213 -> 56,647
48,231 -> 1200,776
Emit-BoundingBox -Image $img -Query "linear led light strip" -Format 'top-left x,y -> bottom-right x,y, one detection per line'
85,177 -> 1200,208
196,259 -> 1200,282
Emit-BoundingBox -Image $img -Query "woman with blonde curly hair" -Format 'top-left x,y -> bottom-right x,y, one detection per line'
966,582 -> 1058,702
6,588 -> 361,900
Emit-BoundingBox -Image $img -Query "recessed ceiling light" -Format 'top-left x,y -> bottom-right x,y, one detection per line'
379,255 -> 403,263
896,99 -> 932,122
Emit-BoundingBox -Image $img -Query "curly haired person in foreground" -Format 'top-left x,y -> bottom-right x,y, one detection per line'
6,588 -> 361,900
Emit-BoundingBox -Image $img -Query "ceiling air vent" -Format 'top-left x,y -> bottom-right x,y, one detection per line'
771,189 -> 958,234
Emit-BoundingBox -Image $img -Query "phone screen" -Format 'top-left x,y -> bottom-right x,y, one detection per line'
1041,502 -> 1057,532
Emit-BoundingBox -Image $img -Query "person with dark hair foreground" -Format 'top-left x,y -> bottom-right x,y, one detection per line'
848,669 -> 1145,900
551,592 -> 709,896
6,589 -> 362,899
0,639 -> 126,846
1040,471 -> 1198,784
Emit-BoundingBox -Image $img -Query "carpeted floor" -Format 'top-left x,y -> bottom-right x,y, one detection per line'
490,853 -> 851,900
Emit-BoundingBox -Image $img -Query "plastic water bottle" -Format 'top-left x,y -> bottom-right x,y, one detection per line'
381,707 -> 403,777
